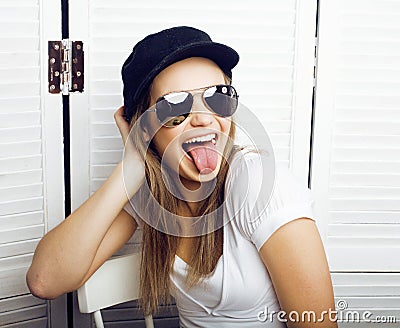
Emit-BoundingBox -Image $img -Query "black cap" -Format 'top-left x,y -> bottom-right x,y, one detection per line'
122,26 -> 240,122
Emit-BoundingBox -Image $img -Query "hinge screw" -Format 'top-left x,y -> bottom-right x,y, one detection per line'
76,44 -> 82,50
55,71 -> 59,77
76,71 -> 81,77
50,58 -> 56,64
54,44 -> 60,50
50,85 -> 55,90
73,58 -> 78,64
73,83 -> 78,89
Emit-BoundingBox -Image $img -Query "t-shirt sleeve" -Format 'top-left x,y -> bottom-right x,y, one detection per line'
225,152 -> 316,251
123,200 -> 143,227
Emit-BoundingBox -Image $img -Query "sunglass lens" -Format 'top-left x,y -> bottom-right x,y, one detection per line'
156,92 -> 192,127
204,85 -> 238,117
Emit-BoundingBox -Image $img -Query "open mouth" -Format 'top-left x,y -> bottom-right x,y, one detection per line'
181,133 -> 218,174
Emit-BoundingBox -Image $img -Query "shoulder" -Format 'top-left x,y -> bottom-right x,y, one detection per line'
225,149 -> 273,198
224,149 -> 275,215
224,149 -> 315,250
225,149 -> 313,212
269,164 -> 315,218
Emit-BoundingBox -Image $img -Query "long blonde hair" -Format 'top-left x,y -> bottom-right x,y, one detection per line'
128,77 -> 240,315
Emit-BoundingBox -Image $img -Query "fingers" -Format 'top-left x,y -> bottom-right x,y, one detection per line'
114,106 -> 129,127
114,106 -> 125,124
114,106 -> 144,167
114,106 -> 130,143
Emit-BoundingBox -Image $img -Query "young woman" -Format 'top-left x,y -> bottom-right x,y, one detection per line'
27,26 -> 337,328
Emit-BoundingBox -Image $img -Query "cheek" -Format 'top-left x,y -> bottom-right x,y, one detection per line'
152,129 -> 180,157
151,133 -> 167,156
151,130 -> 184,173
144,115 -> 171,155
220,118 -> 232,135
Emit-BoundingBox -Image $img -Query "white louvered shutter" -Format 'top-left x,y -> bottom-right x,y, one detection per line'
313,0 -> 400,322
69,0 -> 317,326
313,0 -> 400,271
0,1 -> 66,327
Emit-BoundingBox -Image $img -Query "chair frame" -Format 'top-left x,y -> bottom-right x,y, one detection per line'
77,253 -> 154,328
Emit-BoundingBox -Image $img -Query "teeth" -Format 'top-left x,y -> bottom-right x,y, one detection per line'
184,133 -> 216,144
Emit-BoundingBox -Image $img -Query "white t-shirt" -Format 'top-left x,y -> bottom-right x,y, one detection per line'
124,150 -> 316,327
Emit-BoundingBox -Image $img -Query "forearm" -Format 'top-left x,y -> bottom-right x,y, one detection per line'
26,160 -> 144,298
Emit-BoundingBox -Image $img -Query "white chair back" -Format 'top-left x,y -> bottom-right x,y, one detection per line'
77,253 -> 154,328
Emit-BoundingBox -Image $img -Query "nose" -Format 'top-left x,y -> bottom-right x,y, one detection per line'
189,94 -> 213,127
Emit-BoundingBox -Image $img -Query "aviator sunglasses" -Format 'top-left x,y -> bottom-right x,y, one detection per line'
147,84 -> 239,127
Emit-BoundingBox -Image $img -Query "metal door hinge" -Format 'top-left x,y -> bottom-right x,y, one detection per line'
48,40 -> 84,94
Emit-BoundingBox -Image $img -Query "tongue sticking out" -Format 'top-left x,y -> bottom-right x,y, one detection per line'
186,141 -> 218,174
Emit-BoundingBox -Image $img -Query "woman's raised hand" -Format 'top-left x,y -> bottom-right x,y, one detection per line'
114,106 -> 146,194
114,106 -> 141,160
